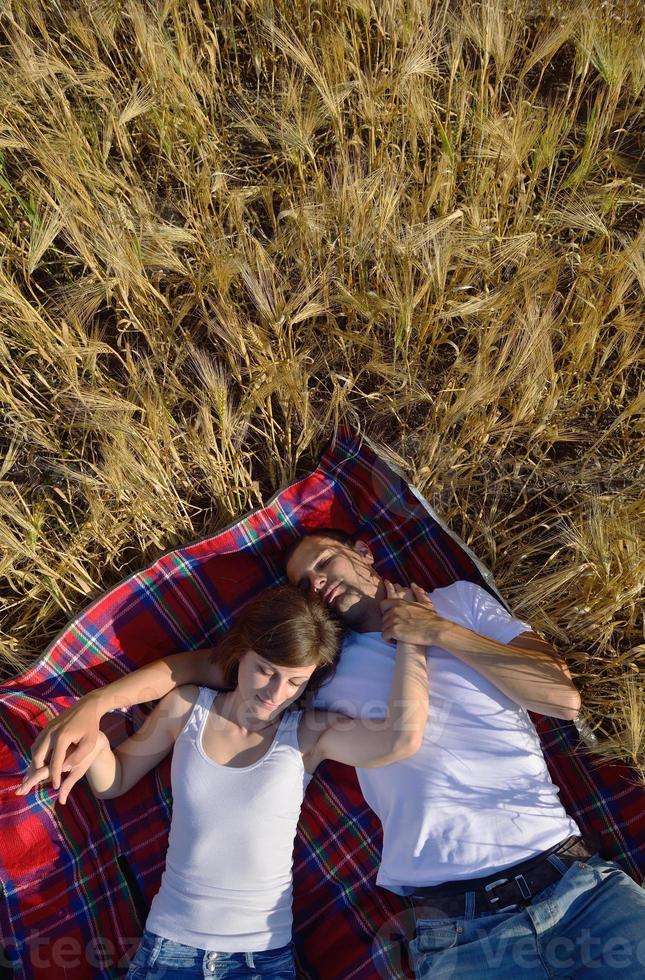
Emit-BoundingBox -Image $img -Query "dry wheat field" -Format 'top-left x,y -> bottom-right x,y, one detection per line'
0,0 -> 643,773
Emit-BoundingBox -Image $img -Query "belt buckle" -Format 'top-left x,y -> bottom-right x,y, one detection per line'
484,873 -> 531,913
484,876 -> 509,906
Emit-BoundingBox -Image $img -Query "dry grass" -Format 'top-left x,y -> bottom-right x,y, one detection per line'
0,0 -> 642,773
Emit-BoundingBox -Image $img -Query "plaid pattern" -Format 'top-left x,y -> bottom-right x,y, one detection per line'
1,425 -> 643,980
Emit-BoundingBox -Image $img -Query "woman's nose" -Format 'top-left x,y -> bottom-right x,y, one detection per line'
265,678 -> 288,703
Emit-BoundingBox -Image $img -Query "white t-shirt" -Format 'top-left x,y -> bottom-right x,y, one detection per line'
312,580 -> 580,893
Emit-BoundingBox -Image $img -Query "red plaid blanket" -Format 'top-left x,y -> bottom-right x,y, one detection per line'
1,426 -> 643,979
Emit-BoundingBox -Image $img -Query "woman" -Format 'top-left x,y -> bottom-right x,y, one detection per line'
17,582 -> 430,979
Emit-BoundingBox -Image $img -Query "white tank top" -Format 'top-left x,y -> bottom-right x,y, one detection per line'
146,687 -> 313,952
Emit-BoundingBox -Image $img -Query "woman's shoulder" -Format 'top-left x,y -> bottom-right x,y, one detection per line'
162,684 -> 201,710
158,685 -> 203,735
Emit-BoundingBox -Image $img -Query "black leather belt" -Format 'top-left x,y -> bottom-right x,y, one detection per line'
408,835 -> 596,917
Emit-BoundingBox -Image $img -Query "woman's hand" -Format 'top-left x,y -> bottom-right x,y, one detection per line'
380,582 -> 447,646
16,731 -> 111,805
18,692 -> 106,795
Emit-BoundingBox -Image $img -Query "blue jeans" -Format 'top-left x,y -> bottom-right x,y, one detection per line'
125,929 -> 296,979
409,852 -> 645,977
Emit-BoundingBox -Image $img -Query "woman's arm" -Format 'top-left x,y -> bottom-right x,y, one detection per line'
302,583 -> 430,771
20,647 -> 226,797
17,685 -> 200,802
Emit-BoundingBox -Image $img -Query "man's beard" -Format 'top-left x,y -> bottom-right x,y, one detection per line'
334,588 -> 373,627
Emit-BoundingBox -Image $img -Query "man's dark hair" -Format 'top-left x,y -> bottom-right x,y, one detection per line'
281,527 -> 357,571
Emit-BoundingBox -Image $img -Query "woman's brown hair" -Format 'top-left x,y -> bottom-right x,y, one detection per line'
208,583 -> 342,706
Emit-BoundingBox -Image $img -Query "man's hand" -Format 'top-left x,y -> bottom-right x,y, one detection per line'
16,730 -> 111,805
17,692 -> 106,797
382,580 -> 416,603
380,582 -> 445,645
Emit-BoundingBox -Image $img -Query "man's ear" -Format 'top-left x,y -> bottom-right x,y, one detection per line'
353,540 -> 374,564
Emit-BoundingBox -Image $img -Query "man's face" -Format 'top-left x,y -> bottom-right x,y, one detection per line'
285,535 -> 385,626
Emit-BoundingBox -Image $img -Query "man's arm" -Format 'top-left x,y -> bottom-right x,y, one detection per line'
438,624 -> 581,719
19,647 -> 227,799
381,597 -> 581,720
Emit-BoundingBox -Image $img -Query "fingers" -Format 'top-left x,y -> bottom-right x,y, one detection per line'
381,581 -> 397,610
16,763 -> 32,793
411,583 -> 432,605
382,581 -> 432,612
31,728 -> 54,770
381,608 -> 400,642
58,768 -> 85,806
380,605 -> 393,640
50,735 -> 74,791
17,760 -> 41,793
382,580 -> 410,605
64,734 -> 97,770
384,580 -> 406,598
15,764 -> 34,794
17,758 -> 76,799
15,764 -> 50,795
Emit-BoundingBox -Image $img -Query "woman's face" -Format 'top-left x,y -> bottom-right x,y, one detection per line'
236,650 -> 318,721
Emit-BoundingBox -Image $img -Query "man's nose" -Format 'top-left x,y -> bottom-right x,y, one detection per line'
310,572 -> 326,593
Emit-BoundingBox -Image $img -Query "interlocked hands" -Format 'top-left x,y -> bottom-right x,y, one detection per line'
15,695 -> 107,804
16,730 -> 110,804
380,581 -> 447,645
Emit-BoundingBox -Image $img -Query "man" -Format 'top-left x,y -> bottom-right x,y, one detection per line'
21,530 -> 645,977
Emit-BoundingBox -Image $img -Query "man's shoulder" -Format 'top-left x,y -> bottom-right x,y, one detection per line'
428,579 -> 476,598
429,579 -> 501,613
427,580 -> 475,617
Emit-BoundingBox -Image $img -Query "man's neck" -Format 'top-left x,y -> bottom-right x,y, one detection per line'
345,594 -> 384,633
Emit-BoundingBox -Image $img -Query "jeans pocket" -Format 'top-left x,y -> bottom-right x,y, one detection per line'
154,937 -> 201,969
415,919 -> 459,955
585,853 -> 628,888
124,964 -> 146,980
125,933 -> 158,978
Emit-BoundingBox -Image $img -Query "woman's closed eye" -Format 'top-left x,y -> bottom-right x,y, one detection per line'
258,666 -> 304,688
